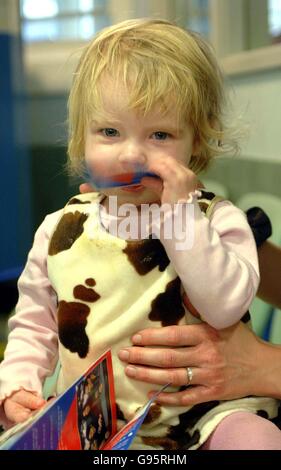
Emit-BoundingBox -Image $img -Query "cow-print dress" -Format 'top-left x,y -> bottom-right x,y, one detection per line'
47,191 -> 279,450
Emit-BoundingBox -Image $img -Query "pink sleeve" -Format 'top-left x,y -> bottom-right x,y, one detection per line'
157,199 -> 260,329
0,210 -> 62,427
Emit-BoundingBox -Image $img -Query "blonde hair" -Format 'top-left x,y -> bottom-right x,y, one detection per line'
68,18 -> 238,176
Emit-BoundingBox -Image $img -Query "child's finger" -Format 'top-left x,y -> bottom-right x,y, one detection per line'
79,182 -> 96,193
141,176 -> 163,197
4,401 -> 32,424
11,391 -> 46,410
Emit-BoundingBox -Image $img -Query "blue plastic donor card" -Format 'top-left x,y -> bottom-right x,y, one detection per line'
83,164 -> 158,189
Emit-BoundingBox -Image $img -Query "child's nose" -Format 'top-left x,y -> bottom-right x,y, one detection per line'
118,142 -> 147,167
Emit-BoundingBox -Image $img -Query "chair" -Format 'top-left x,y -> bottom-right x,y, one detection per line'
236,192 -> 281,338
201,178 -> 229,199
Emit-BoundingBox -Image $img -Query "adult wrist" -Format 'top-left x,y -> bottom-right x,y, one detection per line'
251,337 -> 281,399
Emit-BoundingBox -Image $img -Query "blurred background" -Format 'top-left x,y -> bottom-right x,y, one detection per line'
1,0 -> 281,358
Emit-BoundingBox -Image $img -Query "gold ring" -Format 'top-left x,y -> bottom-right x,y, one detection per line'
186,367 -> 193,385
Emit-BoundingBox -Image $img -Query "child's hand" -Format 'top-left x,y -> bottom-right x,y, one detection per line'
141,156 -> 198,206
79,182 -> 95,194
4,390 -> 46,424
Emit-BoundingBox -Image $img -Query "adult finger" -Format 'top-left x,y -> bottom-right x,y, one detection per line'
123,364 -> 207,388
131,324 -> 217,347
118,346 -> 201,368
149,385 -> 216,407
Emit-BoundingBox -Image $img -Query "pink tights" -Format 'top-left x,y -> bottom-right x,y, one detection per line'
201,411 -> 281,450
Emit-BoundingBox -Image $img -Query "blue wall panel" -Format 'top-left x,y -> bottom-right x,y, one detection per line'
0,33 -> 32,279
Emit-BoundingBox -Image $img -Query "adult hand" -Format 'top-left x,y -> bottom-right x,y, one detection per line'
118,322 -> 266,406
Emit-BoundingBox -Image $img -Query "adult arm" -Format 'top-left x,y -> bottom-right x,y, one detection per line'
257,241 -> 281,309
245,205 -> 281,308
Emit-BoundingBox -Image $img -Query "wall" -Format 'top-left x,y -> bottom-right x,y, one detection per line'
0,0 -> 32,277
229,69 -> 281,162
203,66 -> 281,201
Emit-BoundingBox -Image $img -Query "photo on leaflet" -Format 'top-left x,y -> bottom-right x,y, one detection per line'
76,359 -> 112,450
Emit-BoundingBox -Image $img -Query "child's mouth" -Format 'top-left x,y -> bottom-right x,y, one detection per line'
83,164 -> 158,189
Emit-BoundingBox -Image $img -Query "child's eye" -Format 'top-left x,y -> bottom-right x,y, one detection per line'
151,131 -> 169,140
101,128 -> 120,137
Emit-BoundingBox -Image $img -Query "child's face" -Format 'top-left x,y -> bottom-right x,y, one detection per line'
85,84 -> 196,206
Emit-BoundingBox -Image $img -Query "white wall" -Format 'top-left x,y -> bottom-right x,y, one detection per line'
229,68 -> 281,162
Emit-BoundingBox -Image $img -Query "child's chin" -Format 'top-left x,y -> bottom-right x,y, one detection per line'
104,188 -> 159,206
123,189 -> 159,204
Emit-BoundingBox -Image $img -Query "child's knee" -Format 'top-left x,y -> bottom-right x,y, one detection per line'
203,411 -> 281,450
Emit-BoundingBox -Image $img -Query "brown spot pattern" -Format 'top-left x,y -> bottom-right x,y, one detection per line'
57,300 -> 90,358
123,237 -> 169,275
166,401 -> 220,449
241,311 -> 251,323
198,201 -> 209,213
141,429 -> 201,450
85,278 -> 96,287
149,277 -> 185,326
144,402 -> 222,450
141,436 -> 179,450
198,190 -> 217,215
257,410 -> 269,419
199,190 -> 216,201
73,285 -> 100,302
68,198 -> 91,205
185,430 -> 201,449
143,404 -> 162,425
116,403 -> 126,421
49,211 -> 88,255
